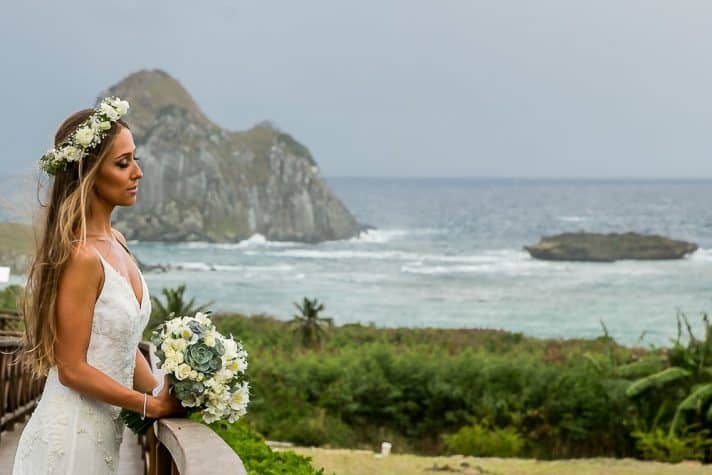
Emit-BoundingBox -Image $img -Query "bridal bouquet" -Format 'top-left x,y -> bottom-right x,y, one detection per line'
121,312 -> 250,435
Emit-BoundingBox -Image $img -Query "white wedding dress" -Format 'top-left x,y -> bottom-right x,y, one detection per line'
12,249 -> 151,475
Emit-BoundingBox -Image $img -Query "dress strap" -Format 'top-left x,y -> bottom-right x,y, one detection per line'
110,229 -> 132,257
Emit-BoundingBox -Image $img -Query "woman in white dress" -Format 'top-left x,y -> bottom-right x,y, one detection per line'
12,97 -> 184,474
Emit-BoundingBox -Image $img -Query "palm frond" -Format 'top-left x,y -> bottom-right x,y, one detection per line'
625,367 -> 692,398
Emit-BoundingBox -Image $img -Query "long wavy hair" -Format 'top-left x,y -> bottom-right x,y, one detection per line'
22,109 -> 128,378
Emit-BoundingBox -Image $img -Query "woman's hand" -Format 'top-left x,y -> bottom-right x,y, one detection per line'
151,375 -> 185,418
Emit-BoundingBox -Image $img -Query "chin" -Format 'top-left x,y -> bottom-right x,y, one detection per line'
118,196 -> 138,207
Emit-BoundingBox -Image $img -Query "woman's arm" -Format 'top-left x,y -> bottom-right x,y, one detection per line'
54,246 -> 176,418
134,349 -> 160,394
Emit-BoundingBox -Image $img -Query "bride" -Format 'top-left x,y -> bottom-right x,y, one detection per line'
12,97 -> 184,474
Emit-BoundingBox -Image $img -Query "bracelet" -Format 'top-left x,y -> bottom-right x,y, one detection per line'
141,393 -> 147,420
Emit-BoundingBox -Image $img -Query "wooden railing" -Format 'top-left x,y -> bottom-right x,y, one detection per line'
138,342 -> 248,475
0,312 -> 45,441
0,311 -> 24,338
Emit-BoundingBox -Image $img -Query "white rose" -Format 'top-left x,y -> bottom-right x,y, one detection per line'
62,146 -> 82,163
202,412 -> 219,424
204,334 -> 215,348
175,363 -> 192,381
110,98 -> 129,115
99,102 -> 119,121
218,368 -> 234,380
162,359 -> 176,373
189,370 -> 198,379
74,127 -> 95,147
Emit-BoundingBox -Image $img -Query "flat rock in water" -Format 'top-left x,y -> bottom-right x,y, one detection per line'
524,232 -> 698,262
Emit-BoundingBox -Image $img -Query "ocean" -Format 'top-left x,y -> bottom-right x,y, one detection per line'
6,178 -> 712,346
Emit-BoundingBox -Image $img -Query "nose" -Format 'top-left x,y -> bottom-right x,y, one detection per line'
132,160 -> 143,181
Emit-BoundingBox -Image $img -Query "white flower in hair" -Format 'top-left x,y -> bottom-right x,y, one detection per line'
99,102 -> 120,121
110,98 -> 130,115
74,126 -> 95,147
38,96 -> 130,176
63,145 -> 82,162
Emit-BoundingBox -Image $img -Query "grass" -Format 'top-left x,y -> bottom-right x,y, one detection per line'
0,222 -> 33,254
277,447 -> 712,475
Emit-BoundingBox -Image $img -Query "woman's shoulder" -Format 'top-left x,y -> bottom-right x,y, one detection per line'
63,244 -> 103,285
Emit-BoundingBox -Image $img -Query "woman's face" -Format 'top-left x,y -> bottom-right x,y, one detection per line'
93,126 -> 143,207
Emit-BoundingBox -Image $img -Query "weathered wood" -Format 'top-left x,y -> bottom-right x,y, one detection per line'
155,418 -> 247,475
0,338 -> 43,433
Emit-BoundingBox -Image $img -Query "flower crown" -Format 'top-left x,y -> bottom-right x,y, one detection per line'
39,96 -> 130,176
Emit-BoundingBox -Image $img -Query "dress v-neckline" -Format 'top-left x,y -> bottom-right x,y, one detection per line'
96,252 -> 145,311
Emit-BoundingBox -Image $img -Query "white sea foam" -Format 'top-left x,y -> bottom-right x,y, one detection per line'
178,234 -> 300,250
173,261 -> 294,272
350,228 -> 445,243
557,215 -> 591,222
350,229 -> 409,243
688,248 -> 712,262
402,264 -> 493,275
261,248 -> 527,264
401,252 -> 548,276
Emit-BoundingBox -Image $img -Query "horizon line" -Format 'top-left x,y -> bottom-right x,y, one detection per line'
324,175 -> 712,181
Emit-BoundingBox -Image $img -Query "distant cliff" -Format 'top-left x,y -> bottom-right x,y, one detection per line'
102,69 -> 364,243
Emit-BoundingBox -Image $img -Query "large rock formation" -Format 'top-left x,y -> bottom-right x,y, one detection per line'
524,232 -> 698,262
101,69 -> 364,243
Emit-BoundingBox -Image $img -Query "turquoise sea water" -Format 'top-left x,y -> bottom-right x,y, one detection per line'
6,178 -> 712,346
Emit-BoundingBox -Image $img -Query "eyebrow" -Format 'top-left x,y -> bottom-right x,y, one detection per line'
114,149 -> 137,160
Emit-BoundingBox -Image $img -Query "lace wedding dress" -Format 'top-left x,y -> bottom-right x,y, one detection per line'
12,249 -> 151,475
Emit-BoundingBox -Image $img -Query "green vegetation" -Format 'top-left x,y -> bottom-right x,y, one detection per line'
205,416 -> 325,474
621,314 -> 712,462
443,421 -> 524,457
0,222 -> 33,253
203,305 -> 712,463
0,284 -> 22,313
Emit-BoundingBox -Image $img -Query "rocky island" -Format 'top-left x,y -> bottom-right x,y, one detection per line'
101,69 -> 364,243
524,232 -> 698,262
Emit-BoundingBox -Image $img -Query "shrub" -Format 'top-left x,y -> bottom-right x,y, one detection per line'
0,284 -> 22,313
632,428 -> 710,463
443,422 -> 524,457
206,417 -> 325,474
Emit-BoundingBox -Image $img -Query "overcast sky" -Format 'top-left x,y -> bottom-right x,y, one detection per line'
1,1 -> 712,178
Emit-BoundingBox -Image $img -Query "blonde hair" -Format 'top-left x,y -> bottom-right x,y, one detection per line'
21,110 -> 128,378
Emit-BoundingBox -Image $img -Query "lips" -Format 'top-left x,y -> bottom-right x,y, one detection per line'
127,185 -> 138,193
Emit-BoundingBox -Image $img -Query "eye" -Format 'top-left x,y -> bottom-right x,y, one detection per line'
117,161 -> 129,169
